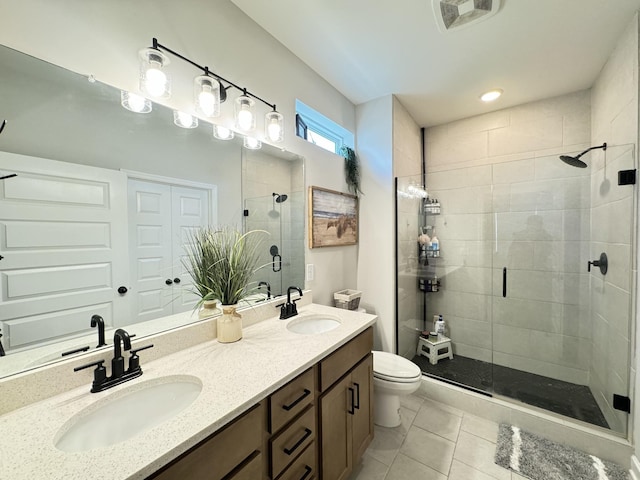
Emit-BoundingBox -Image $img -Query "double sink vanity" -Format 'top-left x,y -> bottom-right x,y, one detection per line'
0,297 -> 377,480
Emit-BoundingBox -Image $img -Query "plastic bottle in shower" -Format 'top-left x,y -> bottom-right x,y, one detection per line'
435,315 -> 445,339
431,231 -> 439,257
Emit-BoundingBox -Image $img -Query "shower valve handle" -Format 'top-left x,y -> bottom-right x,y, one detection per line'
588,252 -> 608,275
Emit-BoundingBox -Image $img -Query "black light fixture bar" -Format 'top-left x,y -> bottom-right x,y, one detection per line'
151,38 -> 277,111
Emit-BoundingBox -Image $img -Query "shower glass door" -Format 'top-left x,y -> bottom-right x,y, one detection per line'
491,144 -> 635,436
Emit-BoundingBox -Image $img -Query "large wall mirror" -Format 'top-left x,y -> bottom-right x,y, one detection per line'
0,44 -> 305,378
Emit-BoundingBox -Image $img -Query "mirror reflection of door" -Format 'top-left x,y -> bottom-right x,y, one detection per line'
128,178 -> 214,324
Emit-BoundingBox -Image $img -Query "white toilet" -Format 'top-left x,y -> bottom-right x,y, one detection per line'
372,351 -> 422,427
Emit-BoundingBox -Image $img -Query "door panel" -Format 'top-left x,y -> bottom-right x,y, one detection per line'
319,375 -> 352,480
351,355 -> 373,462
0,152 -> 129,350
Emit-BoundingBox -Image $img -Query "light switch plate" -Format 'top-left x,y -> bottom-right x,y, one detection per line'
306,264 -> 314,281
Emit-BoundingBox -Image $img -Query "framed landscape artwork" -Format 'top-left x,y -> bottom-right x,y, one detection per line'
308,186 -> 358,248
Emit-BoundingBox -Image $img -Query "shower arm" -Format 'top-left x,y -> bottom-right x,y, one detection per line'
576,142 -> 607,159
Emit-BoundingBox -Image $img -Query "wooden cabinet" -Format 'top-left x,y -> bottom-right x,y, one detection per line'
319,328 -> 374,480
148,328 -> 373,480
148,403 -> 265,480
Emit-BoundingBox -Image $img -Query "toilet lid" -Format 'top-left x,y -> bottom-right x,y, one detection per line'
372,351 -> 422,383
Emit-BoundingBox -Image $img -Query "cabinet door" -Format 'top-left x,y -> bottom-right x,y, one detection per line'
320,375 -> 352,480
351,354 -> 374,463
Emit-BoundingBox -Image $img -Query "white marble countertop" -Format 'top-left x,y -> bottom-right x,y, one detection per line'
0,304 -> 377,480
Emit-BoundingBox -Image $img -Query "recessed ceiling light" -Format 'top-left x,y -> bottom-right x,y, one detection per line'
480,89 -> 503,102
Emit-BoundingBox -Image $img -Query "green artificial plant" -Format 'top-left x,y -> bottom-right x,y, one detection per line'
340,145 -> 362,197
183,226 -> 267,307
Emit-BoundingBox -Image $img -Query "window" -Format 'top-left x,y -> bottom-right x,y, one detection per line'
295,99 -> 354,154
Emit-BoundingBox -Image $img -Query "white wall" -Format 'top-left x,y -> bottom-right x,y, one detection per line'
0,0 -> 359,307
590,14 -> 638,436
356,95 -> 394,351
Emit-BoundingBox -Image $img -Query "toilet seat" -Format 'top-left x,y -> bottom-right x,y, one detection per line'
372,351 -> 422,383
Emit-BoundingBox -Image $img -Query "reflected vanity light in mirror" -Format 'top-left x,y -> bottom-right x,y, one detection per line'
213,125 -> 235,140
121,91 -> 152,113
244,136 -> 261,150
139,47 -> 171,98
173,110 -> 198,128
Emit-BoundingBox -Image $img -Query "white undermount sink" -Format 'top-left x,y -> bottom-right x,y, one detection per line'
286,314 -> 341,335
54,375 -> 202,452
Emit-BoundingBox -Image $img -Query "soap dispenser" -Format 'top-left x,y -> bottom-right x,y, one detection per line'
431,230 -> 439,257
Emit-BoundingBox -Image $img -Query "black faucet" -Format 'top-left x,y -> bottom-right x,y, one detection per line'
258,281 -> 271,299
277,286 -> 303,319
74,328 -> 154,393
0,328 -> 5,357
91,314 -> 107,348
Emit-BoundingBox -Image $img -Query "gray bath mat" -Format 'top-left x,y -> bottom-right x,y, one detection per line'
495,424 -> 627,480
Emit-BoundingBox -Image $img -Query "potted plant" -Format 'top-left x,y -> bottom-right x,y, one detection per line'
340,145 -> 363,197
183,226 -> 267,343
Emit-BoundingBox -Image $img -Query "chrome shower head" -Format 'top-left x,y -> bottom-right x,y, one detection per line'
559,142 -> 607,168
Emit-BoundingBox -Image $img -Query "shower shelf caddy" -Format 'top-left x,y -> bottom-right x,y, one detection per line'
418,197 -> 441,293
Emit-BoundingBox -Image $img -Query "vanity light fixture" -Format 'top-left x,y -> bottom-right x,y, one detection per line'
265,110 -> 284,143
139,38 -> 284,142
121,91 -> 152,113
480,89 -> 503,102
173,110 -> 198,129
213,125 -> 235,140
243,136 -> 262,150
139,47 -> 171,98
195,73 -> 221,118
235,92 -> 256,132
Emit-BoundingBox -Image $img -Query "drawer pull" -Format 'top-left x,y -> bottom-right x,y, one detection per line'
353,382 -> 360,410
299,465 -> 313,480
348,387 -> 355,415
282,388 -> 311,411
283,428 -> 312,455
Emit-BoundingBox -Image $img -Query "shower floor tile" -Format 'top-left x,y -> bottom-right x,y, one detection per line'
411,354 -> 609,429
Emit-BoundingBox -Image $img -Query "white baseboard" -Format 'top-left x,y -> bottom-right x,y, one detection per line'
630,454 -> 640,480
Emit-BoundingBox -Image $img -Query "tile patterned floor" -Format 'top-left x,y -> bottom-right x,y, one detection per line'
348,392 -> 526,480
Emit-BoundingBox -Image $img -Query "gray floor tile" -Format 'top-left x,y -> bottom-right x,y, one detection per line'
422,396 -> 465,417
460,413 -> 500,443
385,453 -> 447,480
453,431 -> 510,480
449,459 -> 504,480
346,452 -> 389,480
400,393 -> 425,412
366,424 -> 406,466
413,401 -> 462,441
399,425 -> 455,475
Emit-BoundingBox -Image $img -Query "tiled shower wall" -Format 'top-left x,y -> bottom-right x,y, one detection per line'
424,90 -> 595,384
242,150 -> 305,296
393,98 -> 423,358
589,15 -> 638,433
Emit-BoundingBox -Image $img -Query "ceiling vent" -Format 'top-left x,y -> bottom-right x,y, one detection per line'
432,0 -> 501,32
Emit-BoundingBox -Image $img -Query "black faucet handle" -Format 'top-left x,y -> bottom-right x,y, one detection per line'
128,344 -> 154,372
74,359 -> 107,392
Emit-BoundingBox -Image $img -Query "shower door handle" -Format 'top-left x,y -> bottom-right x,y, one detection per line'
273,254 -> 282,272
502,267 -> 507,297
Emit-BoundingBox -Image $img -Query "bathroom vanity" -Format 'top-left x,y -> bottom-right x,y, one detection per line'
0,303 -> 376,480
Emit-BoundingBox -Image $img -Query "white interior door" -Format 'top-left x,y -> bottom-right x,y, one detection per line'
0,152 -> 129,351
171,186 -> 210,312
128,180 -> 174,323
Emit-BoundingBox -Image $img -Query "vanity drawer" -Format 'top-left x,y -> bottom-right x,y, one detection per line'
150,402 -> 264,480
228,452 -> 263,480
270,406 -> 316,478
319,327 -> 373,392
269,367 -> 315,433
276,442 -> 316,480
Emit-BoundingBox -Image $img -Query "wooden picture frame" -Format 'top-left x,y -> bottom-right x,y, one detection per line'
308,186 -> 358,248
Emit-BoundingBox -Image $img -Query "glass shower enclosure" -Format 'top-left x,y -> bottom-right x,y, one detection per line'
395,144 -> 635,436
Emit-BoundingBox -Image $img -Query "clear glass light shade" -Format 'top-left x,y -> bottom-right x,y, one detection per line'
120,91 -> 152,113
265,110 -> 284,143
235,95 -> 256,131
173,111 -> 198,129
243,136 -> 262,150
194,75 -> 221,117
213,125 -> 235,140
139,48 -> 171,98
